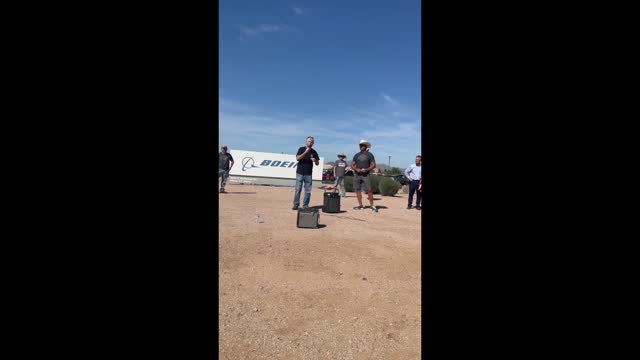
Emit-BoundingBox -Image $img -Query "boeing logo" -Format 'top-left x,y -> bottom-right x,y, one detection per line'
242,157 -> 260,171
259,160 -> 298,168
242,157 -> 298,171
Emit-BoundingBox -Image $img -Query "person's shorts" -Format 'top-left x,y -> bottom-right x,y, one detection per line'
353,174 -> 371,192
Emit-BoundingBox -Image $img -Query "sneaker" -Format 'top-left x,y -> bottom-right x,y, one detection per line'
406,205 -> 412,209
292,205 -> 299,210
415,206 -> 422,210
371,206 -> 378,212
302,206 -> 309,210
353,205 -> 364,210
220,189 -> 226,193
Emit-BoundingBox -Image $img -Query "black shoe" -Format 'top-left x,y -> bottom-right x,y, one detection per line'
292,205 -> 299,210
415,206 -> 422,210
353,205 -> 363,210
407,205 -> 412,209
220,189 -> 226,193
371,206 -> 378,212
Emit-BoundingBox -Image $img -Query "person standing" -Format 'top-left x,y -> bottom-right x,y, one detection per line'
404,155 -> 422,209
333,152 -> 348,197
218,145 -> 234,194
351,140 -> 378,212
292,136 -> 320,210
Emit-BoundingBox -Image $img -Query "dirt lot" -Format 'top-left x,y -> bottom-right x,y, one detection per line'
219,183 -> 422,359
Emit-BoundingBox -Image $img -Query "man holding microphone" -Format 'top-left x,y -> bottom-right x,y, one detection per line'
292,136 -> 320,210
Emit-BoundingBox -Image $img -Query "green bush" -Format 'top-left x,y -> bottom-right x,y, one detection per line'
385,167 -> 404,176
378,176 -> 402,196
345,176 -> 354,192
370,175 -> 381,194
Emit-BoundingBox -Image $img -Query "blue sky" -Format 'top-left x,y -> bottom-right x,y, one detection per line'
219,0 -> 421,168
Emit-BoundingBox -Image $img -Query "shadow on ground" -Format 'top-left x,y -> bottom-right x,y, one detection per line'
298,224 -> 327,229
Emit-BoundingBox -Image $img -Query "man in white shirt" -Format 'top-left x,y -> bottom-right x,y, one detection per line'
404,155 -> 422,210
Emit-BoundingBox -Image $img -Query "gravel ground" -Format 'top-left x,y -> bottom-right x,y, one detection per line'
219,183 -> 422,359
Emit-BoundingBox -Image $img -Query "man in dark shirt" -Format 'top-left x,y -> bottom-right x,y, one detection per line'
218,145 -> 234,193
292,136 -> 320,210
333,152 -> 348,197
351,140 -> 378,212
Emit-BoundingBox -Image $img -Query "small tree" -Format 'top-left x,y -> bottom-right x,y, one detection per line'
344,176 -> 354,192
379,176 -> 402,196
370,175 -> 381,194
385,167 -> 404,176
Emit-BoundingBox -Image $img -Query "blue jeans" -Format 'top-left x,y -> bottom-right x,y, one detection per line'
333,175 -> 346,196
293,174 -> 312,208
408,180 -> 421,207
219,169 -> 229,191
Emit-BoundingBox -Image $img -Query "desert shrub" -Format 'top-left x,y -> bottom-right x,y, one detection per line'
345,176 -> 354,192
379,176 -> 402,196
369,175 -> 381,194
385,167 -> 404,176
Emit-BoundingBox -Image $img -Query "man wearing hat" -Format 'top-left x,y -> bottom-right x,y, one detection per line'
332,152 -> 348,197
351,140 -> 378,212
292,136 -> 320,210
218,145 -> 234,194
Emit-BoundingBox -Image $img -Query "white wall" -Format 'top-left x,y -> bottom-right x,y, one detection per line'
227,150 -> 324,181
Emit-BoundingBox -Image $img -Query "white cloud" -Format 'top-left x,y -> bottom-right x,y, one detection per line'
238,24 -> 295,37
292,5 -> 304,15
346,106 -> 386,119
381,93 -> 399,106
219,97 -> 257,113
218,96 -> 421,165
363,122 -> 421,140
238,26 -> 258,36
259,24 -> 282,32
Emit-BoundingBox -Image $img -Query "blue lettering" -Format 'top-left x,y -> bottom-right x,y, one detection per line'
271,161 -> 282,167
260,160 -> 271,166
280,161 -> 290,167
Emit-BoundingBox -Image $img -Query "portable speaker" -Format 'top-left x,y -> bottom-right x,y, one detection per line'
323,192 -> 341,213
297,208 -> 319,228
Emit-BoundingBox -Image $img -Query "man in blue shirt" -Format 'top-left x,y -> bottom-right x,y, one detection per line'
218,145 -> 234,194
404,155 -> 422,210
